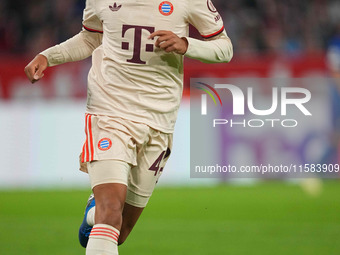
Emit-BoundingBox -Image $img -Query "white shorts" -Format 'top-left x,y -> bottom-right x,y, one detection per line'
79,114 -> 173,207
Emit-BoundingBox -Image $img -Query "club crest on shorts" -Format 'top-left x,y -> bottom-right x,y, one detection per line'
98,138 -> 112,151
159,1 -> 174,16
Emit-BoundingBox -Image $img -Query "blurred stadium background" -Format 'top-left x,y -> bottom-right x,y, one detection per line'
0,0 -> 340,254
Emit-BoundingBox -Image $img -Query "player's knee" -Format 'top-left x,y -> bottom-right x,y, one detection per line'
96,200 -> 124,226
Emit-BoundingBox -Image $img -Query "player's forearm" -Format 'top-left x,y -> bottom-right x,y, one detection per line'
184,31 -> 233,63
40,30 -> 102,67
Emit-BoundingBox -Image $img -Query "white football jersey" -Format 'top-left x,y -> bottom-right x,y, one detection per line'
83,0 -> 225,133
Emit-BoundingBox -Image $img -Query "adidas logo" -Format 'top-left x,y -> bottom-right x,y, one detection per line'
109,2 -> 122,11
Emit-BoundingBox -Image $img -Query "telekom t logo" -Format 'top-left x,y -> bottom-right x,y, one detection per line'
121,25 -> 155,64
199,83 -> 312,116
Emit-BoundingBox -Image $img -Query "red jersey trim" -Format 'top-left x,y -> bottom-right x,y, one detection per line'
83,25 -> 103,34
201,26 -> 224,39
82,114 -> 95,163
84,114 -> 89,162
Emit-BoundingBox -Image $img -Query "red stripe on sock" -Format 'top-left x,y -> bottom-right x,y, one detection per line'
92,227 -> 119,235
89,233 -> 118,242
90,230 -> 119,238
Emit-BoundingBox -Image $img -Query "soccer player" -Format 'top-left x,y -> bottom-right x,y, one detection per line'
323,24 -> 340,165
24,0 -> 233,254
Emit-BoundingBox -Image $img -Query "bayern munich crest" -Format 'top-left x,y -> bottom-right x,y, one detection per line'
98,138 -> 112,151
159,1 -> 174,16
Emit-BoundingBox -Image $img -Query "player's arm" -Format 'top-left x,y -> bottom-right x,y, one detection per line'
184,0 -> 233,63
149,29 -> 232,63
25,30 -> 102,83
327,45 -> 340,90
330,70 -> 340,90
40,29 -> 103,67
183,30 -> 233,63
149,0 -> 233,63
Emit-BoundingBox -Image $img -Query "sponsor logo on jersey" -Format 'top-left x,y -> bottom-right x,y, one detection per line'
207,0 -> 217,13
109,2 -> 122,12
159,1 -> 174,16
98,138 -> 112,151
121,25 -> 155,64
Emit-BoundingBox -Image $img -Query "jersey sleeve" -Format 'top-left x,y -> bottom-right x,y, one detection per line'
82,0 -> 103,33
187,0 -> 224,39
40,30 -> 102,66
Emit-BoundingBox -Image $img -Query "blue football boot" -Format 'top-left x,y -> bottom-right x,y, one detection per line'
78,194 -> 95,248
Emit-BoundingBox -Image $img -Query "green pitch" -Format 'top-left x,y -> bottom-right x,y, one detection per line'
1,181 -> 340,255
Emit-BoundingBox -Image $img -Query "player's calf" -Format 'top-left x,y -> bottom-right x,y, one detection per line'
86,183 -> 126,255
118,203 -> 144,245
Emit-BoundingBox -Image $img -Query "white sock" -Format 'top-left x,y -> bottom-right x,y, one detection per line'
86,224 -> 120,255
86,207 -> 95,226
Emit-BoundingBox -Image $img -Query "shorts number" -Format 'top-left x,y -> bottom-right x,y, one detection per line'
149,148 -> 171,176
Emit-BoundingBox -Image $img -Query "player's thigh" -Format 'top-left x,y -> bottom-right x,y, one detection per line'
126,132 -> 172,208
88,160 -> 130,189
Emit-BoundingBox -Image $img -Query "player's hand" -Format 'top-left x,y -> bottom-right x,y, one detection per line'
149,30 -> 188,55
24,54 -> 48,83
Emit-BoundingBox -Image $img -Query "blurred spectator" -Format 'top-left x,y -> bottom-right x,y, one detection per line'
0,0 -> 84,55
322,23 -> 340,164
1,0 -> 340,55
217,0 -> 340,55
